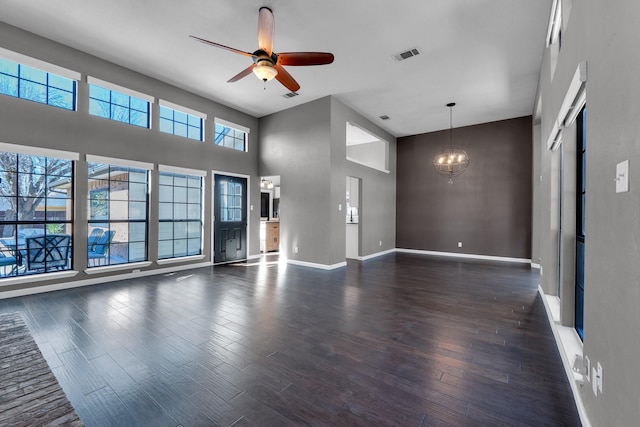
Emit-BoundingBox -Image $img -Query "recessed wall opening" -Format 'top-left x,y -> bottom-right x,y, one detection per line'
346,122 -> 389,173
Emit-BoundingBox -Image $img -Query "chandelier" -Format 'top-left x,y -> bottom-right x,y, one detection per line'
433,102 -> 469,183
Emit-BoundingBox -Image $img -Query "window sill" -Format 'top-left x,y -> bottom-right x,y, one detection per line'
156,255 -> 206,265
84,261 -> 152,275
0,270 -> 79,287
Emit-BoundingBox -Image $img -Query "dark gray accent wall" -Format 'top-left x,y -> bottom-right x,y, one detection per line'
0,22 -> 259,294
396,116 -> 532,259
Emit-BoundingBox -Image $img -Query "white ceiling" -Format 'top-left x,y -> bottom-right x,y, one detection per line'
0,0 -> 551,137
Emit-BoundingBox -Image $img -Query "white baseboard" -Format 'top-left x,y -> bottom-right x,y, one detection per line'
396,248 -> 531,264
287,259 -> 347,270
538,286 -> 592,427
0,261 -> 212,300
531,262 -> 541,269
356,248 -> 396,261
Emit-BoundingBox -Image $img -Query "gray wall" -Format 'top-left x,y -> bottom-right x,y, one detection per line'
397,117 -> 532,259
0,22 -> 260,293
534,0 -> 640,425
258,96 -> 396,266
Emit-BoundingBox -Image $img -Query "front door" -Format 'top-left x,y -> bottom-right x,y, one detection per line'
214,174 -> 247,263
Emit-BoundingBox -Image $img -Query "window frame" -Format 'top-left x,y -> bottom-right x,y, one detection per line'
86,155 -> 153,268
157,165 -> 206,260
0,48 -> 79,111
87,76 -> 154,128
0,143 -> 78,278
158,99 -> 206,141
214,118 -> 250,152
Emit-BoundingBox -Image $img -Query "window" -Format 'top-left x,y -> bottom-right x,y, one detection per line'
219,180 -> 243,222
158,167 -> 204,259
0,146 -> 75,277
87,156 -> 151,267
159,100 -> 205,141
214,119 -> 249,152
88,77 -> 152,128
0,58 -> 76,110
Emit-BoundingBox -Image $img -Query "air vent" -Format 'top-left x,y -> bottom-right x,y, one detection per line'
379,115 -> 390,120
393,47 -> 421,62
283,92 -> 299,98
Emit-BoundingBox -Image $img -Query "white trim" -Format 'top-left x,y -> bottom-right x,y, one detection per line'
531,262 -> 541,269
547,119 -> 563,151
538,287 -> 593,427
214,117 -> 250,134
0,142 -> 79,161
346,157 -> 390,174
0,47 -> 81,81
287,259 -> 347,270
558,62 -> 587,127
0,270 -> 79,288
395,248 -> 531,264
0,262 -> 211,300
84,261 -> 153,275
565,88 -> 587,126
86,154 -> 154,170
156,255 -> 206,265
356,248 -> 396,261
158,164 -> 207,177
545,0 -> 561,47
87,76 -> 154,103
159,99 -> 207,120
247,254 -> 262,261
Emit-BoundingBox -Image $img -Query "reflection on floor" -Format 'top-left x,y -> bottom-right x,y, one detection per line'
0,253 -> 581,426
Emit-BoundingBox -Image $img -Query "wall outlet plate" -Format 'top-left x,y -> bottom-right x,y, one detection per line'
616,160 -> 629,193
592,366 -> 598,395
584,355 -> 591,381
597,361 -> 603,393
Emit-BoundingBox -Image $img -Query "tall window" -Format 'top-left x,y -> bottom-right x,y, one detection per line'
0,58 -> 76,110
158,168 -> 204,259
159,101 -> 205,141
575,106 -> 586,340
87,158 -> 150,267
0,149 -> 74,276
88,78 -> 151,128
214,120 -> 248,152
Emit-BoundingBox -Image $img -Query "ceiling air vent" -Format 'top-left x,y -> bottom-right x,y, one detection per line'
283,92 -> 299,98
393,47 -> 421,62
379,115 -> 390,120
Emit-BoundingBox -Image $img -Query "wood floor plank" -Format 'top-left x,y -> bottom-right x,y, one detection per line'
0,254 -> 581,426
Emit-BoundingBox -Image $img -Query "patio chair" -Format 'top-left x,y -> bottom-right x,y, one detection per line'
0,243 -> 17,276
88,230 -> 115,266
88,228 -> 104,251
25,234 -> 71,272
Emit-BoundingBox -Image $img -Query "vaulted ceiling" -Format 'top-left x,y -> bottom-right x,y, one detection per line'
0,0 -> 551,137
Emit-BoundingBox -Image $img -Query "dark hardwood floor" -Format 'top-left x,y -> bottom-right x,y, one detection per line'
0,253 -> 581,426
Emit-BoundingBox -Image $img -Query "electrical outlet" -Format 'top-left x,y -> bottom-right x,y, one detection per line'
132,269 -> 141,274
592,366 -> 598,395
379,240 -> 382,246
338,204 -> 342,211
457,241 -> 463,248
294,246 -> 299,254
250,204 -> 253,211
540,266 -> 544,276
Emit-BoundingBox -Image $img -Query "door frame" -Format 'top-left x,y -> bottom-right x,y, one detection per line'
211,170 -> 251,264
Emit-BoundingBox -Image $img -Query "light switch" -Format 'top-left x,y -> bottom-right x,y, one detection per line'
616,160 -> 629,193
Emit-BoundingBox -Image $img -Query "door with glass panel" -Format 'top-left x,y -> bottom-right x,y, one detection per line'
213,174 -> 247,263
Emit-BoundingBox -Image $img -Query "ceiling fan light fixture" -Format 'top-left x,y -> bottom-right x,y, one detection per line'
253,63 -> 278,82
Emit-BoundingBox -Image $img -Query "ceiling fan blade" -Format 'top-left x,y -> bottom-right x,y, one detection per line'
227,64 -> 256,83
274,64 -> 300,92
257,7 -> 275,56
189,35 -> 253,57
278,52 -> 335,66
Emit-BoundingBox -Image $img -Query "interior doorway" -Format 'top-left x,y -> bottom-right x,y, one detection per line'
259,175 -> 280,254
345,176 -> 360,259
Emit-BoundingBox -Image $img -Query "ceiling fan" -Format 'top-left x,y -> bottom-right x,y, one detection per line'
190,7 -> 334,93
